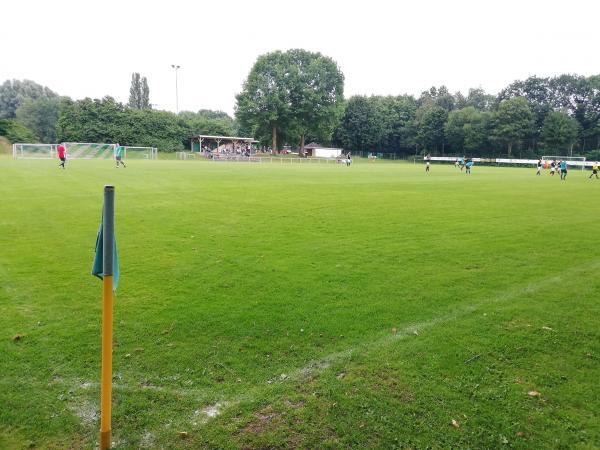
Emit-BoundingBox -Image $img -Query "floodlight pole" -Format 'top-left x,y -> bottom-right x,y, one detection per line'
171,65 -> 181,113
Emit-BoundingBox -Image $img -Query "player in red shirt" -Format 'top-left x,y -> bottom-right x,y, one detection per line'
57,143 -> 67,169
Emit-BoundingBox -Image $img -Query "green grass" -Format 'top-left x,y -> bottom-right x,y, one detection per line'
1,158 -> 599,449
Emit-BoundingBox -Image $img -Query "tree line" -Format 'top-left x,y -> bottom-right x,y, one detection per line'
2,56 -> 599,158
235,56 -> 600,158
333,78 -> 600,158
0,77 -> 235,151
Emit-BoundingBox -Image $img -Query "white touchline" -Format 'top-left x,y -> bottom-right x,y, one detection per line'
64,259 -> 599,432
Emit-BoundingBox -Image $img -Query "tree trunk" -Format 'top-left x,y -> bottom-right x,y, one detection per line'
507,143 -> 512,157
272,123 -> 277,153
300,134 -> 305,157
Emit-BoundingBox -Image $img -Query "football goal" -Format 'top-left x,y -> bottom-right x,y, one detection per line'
542,155 -> 586,170
13,143 -> 159,160
122,146 -> 158,160
12,143 -> 57,159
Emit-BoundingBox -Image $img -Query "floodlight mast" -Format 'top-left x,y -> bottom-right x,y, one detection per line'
171,65 -> 181,113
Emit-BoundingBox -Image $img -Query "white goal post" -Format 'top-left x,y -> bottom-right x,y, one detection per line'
542,155 -> 586,170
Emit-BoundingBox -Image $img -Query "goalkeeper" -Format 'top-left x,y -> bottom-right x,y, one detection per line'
115,143 -> 126,168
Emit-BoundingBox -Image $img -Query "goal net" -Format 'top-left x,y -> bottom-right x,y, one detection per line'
542,155 -> 586,170
13,142 -> 158,160
123,146 -> 158,160
176,152 -> 197,160
62,143 -> 116,159
12,143 -> 57,159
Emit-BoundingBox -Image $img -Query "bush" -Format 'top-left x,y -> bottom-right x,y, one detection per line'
0,119 -> 36,143
585,149 -> 600,162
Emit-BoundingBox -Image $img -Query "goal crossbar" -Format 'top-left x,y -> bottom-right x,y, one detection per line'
542,155 -> 586,170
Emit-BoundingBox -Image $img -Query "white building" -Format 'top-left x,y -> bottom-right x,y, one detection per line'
304,143 -> 343,158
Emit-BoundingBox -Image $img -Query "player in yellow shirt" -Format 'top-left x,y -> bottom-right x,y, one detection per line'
590,162 -> 599,179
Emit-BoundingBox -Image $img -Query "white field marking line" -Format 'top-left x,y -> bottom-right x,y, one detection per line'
199,259 -> 600,420
72,379 -> 216,401
61,259 -> 598,428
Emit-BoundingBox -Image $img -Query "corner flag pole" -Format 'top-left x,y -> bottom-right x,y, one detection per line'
100,185 -> 115,450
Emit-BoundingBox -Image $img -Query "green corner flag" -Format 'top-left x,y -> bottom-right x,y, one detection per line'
95,185 -> 117,450
92,213 -> 119,291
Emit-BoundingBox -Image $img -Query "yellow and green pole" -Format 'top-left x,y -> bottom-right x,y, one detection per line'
100,185 -> 115,450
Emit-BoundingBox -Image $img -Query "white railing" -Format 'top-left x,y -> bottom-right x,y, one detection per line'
429,156 -> 591,168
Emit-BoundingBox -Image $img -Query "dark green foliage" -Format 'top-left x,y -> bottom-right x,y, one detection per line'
140,77 -> 150,109
445,107 -> 491,155
128,73 -> 141,109
15,97 -> 61,142
497,75 -> 600,153
195,109 -> 231,120
335,95 -> 417,154
128,73 -> 151,109
236,49 -> 344,150
235,51 -> 292,149
540,111 -> 581,153
0,79 -> 57,119
453,88 -> 496,111
491,97 -> 534,156
418,85 -> 456,111
417,106 -> 448,153
285,49 -> 344,150
56,97 -> 233,151
335,96 -> 385,152
0,118 -> 37,142
335,76 -> 599,156
379,96 -> 418,151
178,110 -> 235,136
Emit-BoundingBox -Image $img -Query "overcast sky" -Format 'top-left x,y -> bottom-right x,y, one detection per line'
2,0 -> 598,116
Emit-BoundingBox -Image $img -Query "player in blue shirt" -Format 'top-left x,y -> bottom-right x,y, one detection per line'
560,160 -> 567,180
465,159 -> 473,174
115,143 -> 126,168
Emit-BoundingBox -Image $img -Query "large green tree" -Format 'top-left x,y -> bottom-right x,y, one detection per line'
0,79 -> 57,119
128,73 -> 151,109
129,73 -> 141,108
335,96 -> 384,152
540,111 -> 581,155
491,97 -> 534,156
285,49 -> 344,153
444,107 -> 490,154
419,86 -> 455,111
235,51 -> 292,150
141,77 -> 150,109
377,96 -> 418,152
236,49 -> 344,151
417,106 -> 448,153
15,97 -> 61,142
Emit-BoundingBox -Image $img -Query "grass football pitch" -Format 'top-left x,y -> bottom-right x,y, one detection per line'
1,158 -> 599,449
